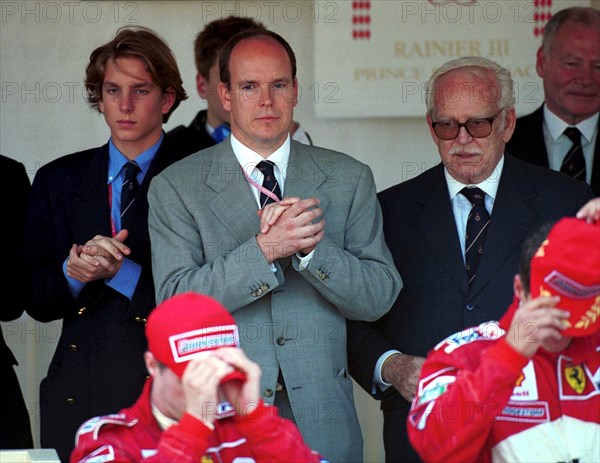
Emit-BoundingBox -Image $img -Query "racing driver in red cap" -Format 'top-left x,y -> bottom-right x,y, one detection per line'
70,292 -> 327,463
408,215 -> 600,463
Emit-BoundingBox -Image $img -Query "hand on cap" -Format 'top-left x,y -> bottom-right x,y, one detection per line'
576,197 -> 600,224
182,354 -> 236,427
181,348 -> 261,426
506,295 -> 569,358
214,347 -> 261,416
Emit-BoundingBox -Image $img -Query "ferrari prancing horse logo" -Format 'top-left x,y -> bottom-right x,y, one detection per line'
565,365 -> 586,394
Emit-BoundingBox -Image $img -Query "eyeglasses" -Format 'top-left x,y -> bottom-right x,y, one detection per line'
431,109 -> 504,140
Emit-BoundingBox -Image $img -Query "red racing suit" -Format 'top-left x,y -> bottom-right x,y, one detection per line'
408,311 -> 600,463
71,379 -> 326,463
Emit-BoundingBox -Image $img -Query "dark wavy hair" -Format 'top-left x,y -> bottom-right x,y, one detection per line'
84,26 -> 187,123
194,16 -> 266,79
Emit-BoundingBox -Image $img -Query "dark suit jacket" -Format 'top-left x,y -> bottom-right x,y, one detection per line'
22,135 -> 189,462
167,109 -> 216,157
506,105 -> 600,196
0,155 -> 33,448
347,154 -> 593,463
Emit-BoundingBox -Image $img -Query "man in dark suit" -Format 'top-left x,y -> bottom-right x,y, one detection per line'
348,56 -> 593,463
0,155 -> 33,448
168,16 -> 312,156
22,27 -> 188,462
507,7 -> 600,196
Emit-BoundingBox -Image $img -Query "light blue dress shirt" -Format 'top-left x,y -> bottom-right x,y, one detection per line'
63,135 -> 162,300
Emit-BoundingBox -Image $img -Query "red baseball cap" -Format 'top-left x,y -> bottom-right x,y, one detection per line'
146,292 -> 246,383
530,218 -> 600,337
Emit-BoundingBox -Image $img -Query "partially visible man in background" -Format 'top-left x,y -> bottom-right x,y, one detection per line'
0,154 -> 33,449
507,7 -> 600,195
168,15 -> 312,156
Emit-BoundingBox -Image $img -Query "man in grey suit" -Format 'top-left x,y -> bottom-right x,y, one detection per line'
347,56 -> 593,463
148,29 -> 401,463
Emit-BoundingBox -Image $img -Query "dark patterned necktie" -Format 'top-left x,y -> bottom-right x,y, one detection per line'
560,127 -> 586,182
120,162 -> 140,225
257,160 -> 281,207
461,187 -> 490,286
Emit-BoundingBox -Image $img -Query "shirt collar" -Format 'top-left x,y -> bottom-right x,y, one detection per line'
445,155 -> 504,201
151,401 -> 177,431
107,133 -> 163,184
230,133 -> 291,182
543,105 -> 599,144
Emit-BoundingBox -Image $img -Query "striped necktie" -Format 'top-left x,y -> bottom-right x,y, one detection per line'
120,162 -> 140,226
257,161 -> 281,207
560,127 -> 586,182
461,187 -> 490,286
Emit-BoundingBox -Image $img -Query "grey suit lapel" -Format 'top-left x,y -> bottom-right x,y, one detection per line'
206,143 -> 261,245
470,155 -> 537,296
284,142 -> 330,214
415,166 -> 469,294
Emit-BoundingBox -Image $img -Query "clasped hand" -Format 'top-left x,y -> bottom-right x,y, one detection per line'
256,196 -> 325,263
66,229 -> 131,282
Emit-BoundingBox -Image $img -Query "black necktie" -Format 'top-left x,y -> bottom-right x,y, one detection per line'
120,162 -> 140,226
560,127 -> 586,182
461,187 -> 490,286
257,161 -> 281,207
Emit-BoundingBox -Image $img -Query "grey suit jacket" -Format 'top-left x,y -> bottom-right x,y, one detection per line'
148,139 -> 402,463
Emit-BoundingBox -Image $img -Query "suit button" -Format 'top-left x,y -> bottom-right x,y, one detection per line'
66,397 -> 76,405
263,388 -> 274,398
134,316 -> 147,325
466,303 -> 475,311
77,307 -> 86,315
316,269 -> 329,282
277,336 -> 286,346
69,344 -> 78,351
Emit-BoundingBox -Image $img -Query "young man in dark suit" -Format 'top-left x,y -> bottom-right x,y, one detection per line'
22,27 -> 188,461
348,56 -> 593,463
507,7 -> 600,195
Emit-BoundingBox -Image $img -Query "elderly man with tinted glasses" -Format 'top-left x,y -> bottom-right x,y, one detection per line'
347,56 -> 593,463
